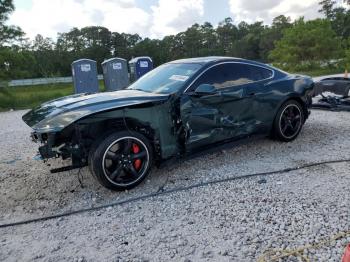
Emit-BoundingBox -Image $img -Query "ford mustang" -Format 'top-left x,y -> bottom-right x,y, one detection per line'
23,57 -> 314,190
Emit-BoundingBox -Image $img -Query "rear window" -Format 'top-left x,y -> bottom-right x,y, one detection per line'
249,65 -> 273,81
190,63 -> 274,91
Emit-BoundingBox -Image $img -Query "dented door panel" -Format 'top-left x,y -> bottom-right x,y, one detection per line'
180,95 -> 222,148
180,84 -> 255,149
242,82 -> 275,133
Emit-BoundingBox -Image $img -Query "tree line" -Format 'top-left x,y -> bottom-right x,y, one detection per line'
0,0 -> 350,80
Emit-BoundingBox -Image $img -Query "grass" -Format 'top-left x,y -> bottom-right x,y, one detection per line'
0,80 -> 105,111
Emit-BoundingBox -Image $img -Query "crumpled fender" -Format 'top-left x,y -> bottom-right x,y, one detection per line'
25,98 -> 169,133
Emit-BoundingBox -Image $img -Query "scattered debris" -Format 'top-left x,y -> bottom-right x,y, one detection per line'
33,154 -> 43,161
312,77 -> 350,111
1,157 -> 21,165
257,178 -> 267,184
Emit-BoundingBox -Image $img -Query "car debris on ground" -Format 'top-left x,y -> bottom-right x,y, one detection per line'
312,75 -> 350,112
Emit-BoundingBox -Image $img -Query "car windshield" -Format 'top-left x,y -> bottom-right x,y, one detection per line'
126,63 -> 202,94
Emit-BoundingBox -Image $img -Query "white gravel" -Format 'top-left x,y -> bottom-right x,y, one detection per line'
0,109 -> 349,261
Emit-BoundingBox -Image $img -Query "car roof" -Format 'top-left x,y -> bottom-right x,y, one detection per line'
168,56 -> 267,67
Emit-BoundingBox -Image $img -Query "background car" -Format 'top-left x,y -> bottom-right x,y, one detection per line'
22,57 -> 314,191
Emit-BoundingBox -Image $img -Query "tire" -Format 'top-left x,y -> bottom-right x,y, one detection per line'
88,130 -> 153,191
272,99 -> 305,142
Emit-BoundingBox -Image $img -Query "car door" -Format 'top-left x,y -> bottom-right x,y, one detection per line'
180,62 -> 266,150
239,63 -> 275,132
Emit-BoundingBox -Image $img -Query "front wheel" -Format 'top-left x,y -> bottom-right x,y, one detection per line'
272,100 -> 305,142
89,131 -> 153,191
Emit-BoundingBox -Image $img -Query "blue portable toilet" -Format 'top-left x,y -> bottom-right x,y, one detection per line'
71,59 -> 99,94
129,56 -> 153,82
102,57 -> 129,91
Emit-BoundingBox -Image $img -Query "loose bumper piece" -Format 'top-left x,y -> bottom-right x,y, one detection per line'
312,77 -> 350,112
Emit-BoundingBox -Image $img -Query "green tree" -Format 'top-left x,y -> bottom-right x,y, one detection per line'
319,0 -> 350,40
182,23 -> 203,57
0,47 -> 35,79
269,18 -> 342,70
259,15 -> 292,61
319,0 -> 336,18
30,34 -> 59,77
160,34 -> 185,61
56,28 -> 85,75
199,22 -> 219,56
0,0 -> 26,81
133,38 -> 163,65
341,38 -> 350,70
233,22 -> 266,60
80,26 -> 113,71
56,26 -> 114,74
332,8 -> 350,40
0,0 -> 24,45
111,32 -> 141,60
216,18 -> 238,55
111,32 -> 129,59
57,28 -> 85,54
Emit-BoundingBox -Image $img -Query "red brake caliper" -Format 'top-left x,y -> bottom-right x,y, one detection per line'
132,143 -> 142,170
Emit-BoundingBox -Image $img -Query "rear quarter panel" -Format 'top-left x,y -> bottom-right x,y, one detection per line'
264,74 -> 314,124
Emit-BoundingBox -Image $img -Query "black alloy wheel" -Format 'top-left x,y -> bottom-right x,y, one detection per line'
89,131 -> 153,190
273,100 -> 305,142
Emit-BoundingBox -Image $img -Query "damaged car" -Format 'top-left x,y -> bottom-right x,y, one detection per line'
312,77 -> 350,111
22,57 -> 314,191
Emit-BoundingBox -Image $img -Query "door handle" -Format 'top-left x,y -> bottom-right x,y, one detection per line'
248,92 -> 256,96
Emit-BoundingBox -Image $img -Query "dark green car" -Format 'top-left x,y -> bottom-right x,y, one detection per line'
23,57 -> 314,191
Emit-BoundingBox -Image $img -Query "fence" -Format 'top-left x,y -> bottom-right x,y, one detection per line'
8,75 -> 104,87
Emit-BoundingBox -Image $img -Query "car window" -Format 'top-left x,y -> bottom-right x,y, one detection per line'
127,63 -> 202,94
190,63 -> 273,91
250,64 -> 273,81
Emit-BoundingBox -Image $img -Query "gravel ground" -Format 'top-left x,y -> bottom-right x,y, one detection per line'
0,109 -> 349,261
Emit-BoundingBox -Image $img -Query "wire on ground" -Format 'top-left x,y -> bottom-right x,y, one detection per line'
0,158 -> 349,229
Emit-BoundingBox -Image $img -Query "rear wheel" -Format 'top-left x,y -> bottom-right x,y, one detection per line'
273,100 -> 305,142
89,131 -> 153,191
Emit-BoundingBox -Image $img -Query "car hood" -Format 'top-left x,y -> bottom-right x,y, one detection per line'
22,89 -> 170,132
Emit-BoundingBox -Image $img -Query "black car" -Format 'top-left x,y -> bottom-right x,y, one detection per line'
23,57 -> 314,191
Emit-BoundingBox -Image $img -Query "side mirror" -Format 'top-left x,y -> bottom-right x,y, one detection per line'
194,84 -> 217,95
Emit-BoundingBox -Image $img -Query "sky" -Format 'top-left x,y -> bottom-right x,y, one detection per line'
7,0 -> 344,40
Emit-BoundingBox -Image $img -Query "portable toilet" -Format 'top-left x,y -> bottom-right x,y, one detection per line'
71,59 -> 99,94
101,58 -> 129,91
129,56 -> 153,82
